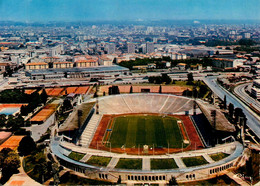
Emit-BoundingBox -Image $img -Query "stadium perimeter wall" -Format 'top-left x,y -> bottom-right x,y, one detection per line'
51,138 -> 243,184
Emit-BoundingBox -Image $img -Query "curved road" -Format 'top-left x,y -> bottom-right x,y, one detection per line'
203,76 -> 260,139
234,83 -> 260,112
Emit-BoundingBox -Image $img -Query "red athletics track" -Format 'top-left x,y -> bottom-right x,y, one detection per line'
89,114 -> 204,155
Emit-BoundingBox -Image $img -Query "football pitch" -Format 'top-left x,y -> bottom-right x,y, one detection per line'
105,115 -> 187,148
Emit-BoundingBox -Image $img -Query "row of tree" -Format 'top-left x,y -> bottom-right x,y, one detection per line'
108,85 -> 120,95
182,84 -> 210,99
119,56 -> 213,70
20,89 -> 48,116
0,88 -> 47,104
148,74 -> 172,84
171,57 -> 213,68
119,57 -> 172,70
228,103 -> 246,123
205,38 -> 257,47
0,114 -> 29,131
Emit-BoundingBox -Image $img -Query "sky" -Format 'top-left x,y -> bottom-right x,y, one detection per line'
0,0 -> 259,22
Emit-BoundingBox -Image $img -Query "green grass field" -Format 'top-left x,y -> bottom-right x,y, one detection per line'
107,115 -> 185,148
151,159 -> 178,170
86,156 -> 111,167
115,158 -> 142,169
182,156 -> 208,167
210,152 -> 229,161
68,152 -> 85,161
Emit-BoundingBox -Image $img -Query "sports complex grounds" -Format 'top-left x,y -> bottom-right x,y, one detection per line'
50,93 -> 244,184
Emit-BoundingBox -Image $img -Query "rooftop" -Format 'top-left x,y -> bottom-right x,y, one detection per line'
26,65 -> 129,75
26,62 -> 48,66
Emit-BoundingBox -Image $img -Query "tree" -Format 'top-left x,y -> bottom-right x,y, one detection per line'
40,89 -> 48,104
4,65 -> 13,77
182,89 -> 192,97
20,105 -> 28,116
238,39 -> 255,46
188,73 -> 194,81
228,103 -> 234,118
234,107 -> 243,123
108,86 -> 120,95
198,84 -> 209,98
187,73 -> 194,85
192,87 -> 198,98
0,153 -> 4,167
93,91 -> 98,98
6,115 -> 15,129
34,162 -> 48,183
11,114 -> 24,131
169,176 -> 177,185
149,74 -> 172,85
161,73 -> 172,84
52,162 -> 60,185
223,95 -> 227,110
0,114 -> 6,128
1,150 -> 20,181
117,175 -> 121,184
62,99 -> 73,111
18,136 -> 36,156
130,86 -> 133,93
3,151 -> 20,171
1,148 -> 12,157
112,58 -> 117,64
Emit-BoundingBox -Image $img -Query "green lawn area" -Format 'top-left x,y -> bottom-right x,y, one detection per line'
115,158 -> 142,169
68,151 -> 85,161
86,156 -> 111,167
174,81 -> 193,87
108,115 -> 185,148
23,155 -> 39,173
182,156 -> 208,167
23,149 -> 53,183
210,152 -> 229,161
151,159 -> 178,170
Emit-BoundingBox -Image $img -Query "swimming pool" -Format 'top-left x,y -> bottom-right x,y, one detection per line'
0,107 -> 20,115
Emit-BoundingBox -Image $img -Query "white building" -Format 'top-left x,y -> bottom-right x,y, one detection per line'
168,53 -> 187,60
243,33 -> 251,39
127,43 -> 135,53
251,79 -> 260,99
106,43 -> 116,54
146,42 -> 154,54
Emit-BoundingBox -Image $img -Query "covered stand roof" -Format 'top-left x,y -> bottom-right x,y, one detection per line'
196,100 -> 235,132
59,102 -> 95,132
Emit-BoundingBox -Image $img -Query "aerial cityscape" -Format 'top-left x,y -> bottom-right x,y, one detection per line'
0,0 -> 259,185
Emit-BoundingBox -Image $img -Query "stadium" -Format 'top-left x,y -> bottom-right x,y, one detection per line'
50,93 -> 244,184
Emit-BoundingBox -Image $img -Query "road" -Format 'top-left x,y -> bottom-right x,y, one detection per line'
203,76 -> 260,139
26,114 -> 55,141
234,83 -> 260,112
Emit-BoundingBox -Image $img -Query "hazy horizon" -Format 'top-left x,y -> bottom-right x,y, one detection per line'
0,0 -> 259,23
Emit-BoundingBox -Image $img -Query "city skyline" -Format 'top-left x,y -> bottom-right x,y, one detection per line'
0,0 -> 259,22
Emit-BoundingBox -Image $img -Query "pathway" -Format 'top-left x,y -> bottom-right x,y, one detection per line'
107,157 -> 119,169
142,158 -> 151,171
5,157 -> 41,186
202,154 -> 215,163
226,172 -> 250,186
174,157 -> 186,168
80,154 -> 92,162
